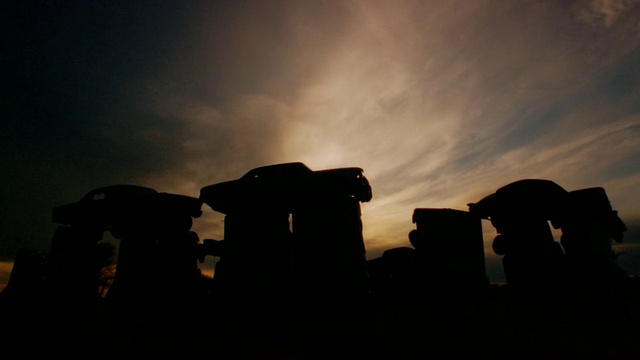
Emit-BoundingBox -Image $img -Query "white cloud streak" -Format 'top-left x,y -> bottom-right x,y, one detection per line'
5,1 -> 640,284
139,0 -> 640,269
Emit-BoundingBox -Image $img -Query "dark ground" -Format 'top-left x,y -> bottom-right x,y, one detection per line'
2,276 -> 640,359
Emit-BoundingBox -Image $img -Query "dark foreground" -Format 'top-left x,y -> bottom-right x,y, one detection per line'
2,277 -> 640,359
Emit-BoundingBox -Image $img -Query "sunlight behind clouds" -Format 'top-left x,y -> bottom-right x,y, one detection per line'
125,0 -> 640,274
4,0 -> 640,288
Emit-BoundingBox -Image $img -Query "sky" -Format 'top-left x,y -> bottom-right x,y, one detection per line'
2,0 -> 640,286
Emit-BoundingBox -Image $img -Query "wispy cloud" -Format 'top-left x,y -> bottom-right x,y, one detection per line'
574,0 -> 640,28
3,1 -> 640,281
127,1 -> 640,259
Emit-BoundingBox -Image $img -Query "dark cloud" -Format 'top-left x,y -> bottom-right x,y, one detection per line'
2,1 -> 640,285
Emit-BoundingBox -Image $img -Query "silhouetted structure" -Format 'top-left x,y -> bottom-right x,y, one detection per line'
466,179 -> 638,358
368,208 -> 489,307
555,187 -> 628,287
552,187 -> 633,348
199,162 -> 372,303
410,208 -> 489,294
468,179 -> 568,295
199,163 -> 302,309
1,171 -> 639,358
365,208 -> 492,357
50,185 -> 204,311
198,162 -> 373,355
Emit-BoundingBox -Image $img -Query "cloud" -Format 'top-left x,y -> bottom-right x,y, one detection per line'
3,1 -> 640,284
574,0 -> 640,28
120,1 -> 640,259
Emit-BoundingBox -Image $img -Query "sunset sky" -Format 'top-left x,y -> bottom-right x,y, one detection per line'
2,0 -> 640,285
